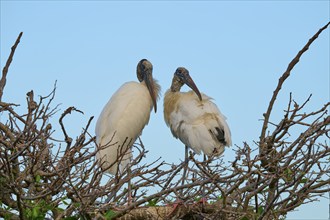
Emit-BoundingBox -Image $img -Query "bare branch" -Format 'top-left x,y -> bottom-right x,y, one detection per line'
0,32 -> 23,102
260,21 -> 330,142
1,23 -> 329,220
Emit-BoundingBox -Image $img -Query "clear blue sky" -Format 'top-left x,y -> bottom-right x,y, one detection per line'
1,1 -> 329,219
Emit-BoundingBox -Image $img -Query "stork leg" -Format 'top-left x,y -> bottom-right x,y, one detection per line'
182,145 -> 189,186
201,154 -> 207,205
127,165 -> 132,205
106,176 -> 118,203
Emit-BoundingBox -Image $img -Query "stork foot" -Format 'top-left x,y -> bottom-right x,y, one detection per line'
196,197 -> 208,206
167,199 -> 185,217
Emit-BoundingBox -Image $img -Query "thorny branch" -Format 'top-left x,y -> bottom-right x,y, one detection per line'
1,23 -> 329,220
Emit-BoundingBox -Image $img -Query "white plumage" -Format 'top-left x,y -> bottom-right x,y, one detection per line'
96,59 -> 160,174
164,67 -> 231,157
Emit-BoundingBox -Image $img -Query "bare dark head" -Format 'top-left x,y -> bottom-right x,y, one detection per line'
136,59 -> 157,112
173,67 -> 202,101
137,59 -> 153,82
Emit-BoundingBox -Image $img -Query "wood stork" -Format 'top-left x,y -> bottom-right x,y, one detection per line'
95,59 -> 160,176
164,67 -> 232,179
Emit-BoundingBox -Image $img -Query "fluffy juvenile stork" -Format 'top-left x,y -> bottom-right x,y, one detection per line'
164,67 -> 232,178
95,59 -> 160,175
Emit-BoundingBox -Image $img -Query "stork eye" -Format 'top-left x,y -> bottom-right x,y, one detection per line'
141,64 -> 147,71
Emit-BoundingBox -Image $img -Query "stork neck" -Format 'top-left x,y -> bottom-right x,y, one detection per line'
170,77 -> 183,92
137,72 -> 143,82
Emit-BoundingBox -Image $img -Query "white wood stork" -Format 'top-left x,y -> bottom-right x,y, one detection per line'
164,67 -> 232,164
95,59 -> 160,175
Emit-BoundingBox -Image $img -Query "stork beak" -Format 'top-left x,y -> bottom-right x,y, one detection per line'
182,75 -> 202,101
144,71 -> 157,113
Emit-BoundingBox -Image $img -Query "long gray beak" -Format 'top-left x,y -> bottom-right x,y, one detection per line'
144,71 -> 157,112
183,74 -> 202,101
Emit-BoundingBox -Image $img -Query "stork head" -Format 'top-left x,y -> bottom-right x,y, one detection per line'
137,59 -> 158,112
173,67 -> 202,101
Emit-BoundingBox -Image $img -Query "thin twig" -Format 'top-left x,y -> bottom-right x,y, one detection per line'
0,32 -> 23,102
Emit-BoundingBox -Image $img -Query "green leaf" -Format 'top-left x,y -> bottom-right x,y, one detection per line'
56,207 -> 64,213
194,196 -> 202,202
257,206 -> 264,215
104,210 -> 117,220
283,168 -> 294,182
4,212 -> 14,220
300,178 -> 308,184
240,216 -> 249,220
147,198 -> 158,207
61,199 -> 69,206
63,216 -> 79,220
32,206 -> 41,218
35,175 -> 41,183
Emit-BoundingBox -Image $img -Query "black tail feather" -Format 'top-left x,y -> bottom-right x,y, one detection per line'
215,127 -> 226,145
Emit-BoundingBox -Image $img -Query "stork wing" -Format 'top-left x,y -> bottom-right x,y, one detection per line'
168,91 -> 232,155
